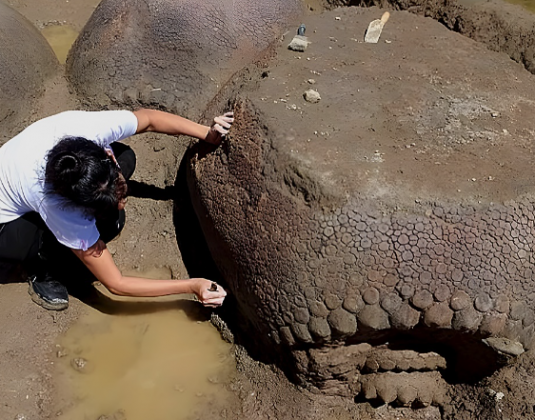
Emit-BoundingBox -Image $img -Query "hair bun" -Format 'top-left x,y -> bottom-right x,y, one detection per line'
58,154 -> 79,170
56,153 -> 82,181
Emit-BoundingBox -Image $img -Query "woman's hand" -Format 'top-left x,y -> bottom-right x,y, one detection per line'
193,278 -> 227,307
74,245 -> 228,306
204,112 -> 234,145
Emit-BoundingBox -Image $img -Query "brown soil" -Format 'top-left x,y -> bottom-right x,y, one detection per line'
2,0 -> 535,420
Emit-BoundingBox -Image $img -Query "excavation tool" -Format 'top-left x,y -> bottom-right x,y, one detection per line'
364,11 -> 390,43
288,24 -> 309,52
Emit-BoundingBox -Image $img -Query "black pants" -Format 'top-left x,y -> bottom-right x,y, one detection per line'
0,142 -> 136,278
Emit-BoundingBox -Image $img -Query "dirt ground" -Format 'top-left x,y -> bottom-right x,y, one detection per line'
2,0 -> 535,419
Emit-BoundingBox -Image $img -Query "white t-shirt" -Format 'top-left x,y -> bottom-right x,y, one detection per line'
0,110 -> 139,250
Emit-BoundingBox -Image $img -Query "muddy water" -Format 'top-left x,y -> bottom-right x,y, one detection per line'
506,0 -> 535,11
10,0 -> 102,64
53,281 -> 235,420
458,0 -> 535,11
41,25 -> 78,64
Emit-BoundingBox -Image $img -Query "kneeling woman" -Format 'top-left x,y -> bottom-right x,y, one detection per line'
0,109 -> 233,310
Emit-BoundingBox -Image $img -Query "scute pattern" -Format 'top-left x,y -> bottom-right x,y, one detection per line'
67,0 -> 301,118
189,99 -> 533,406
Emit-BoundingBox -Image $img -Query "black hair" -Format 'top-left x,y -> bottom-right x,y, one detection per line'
44,137 -> 127,217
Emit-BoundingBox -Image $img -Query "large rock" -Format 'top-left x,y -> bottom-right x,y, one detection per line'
66,0 -> 302,118
187,7 -> 535,406
0,2 -> 58,133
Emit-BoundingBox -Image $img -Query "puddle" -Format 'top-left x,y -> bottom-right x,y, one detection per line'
41,24 -> 79,64
52,273 -> 235,420
458,0 -> 535,12
505,0 -> 535,12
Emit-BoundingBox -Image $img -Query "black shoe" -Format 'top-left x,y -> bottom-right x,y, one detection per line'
28,274 -> 69,311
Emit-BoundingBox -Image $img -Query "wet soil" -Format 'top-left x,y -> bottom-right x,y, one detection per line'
52,295 -> 236,420
2,0 -> 535,419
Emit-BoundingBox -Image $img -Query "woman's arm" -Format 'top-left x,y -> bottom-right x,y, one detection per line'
71,240 -> 226,307
133,108 -> 233,145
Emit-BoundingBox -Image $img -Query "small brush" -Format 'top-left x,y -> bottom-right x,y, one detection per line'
288,24 -> 309,52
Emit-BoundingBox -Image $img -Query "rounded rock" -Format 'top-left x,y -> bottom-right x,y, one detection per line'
280,326 -> 296,346
379,358 -> 396,371
452,307 -> 483,331
397,385 -> 418,406
381,293 -> 402,314
475,294 -> 493,312
358,304 -> 390,330
479,314 -> 507,335
483,337 -> 525,356
343,295 -> 364,314
341,232 -> 353,245
400,284 -> 415,299
417,386 -> 433,407
424,303 -> 454,328
398,234 -> 409,245
379,241 -> 390,251
365,358 -> 380,373
324,245 -> 337,257
324,294 -> 342,310
293,307 -> 310,324
309,301 -> 330,317
390,303 -> 420,330
361,381 -> 377,400
367,270 -> 382,282
327,308 -> 358,337
290,323 -> 313,343
451,269 -> 464,282
436,263 -> 447,274
523,309 -> 535,327
495,295 -> 510,314
450,290 -> 471,311
70,357 -> 93,374
397,358 -> 410,371
383,274 -> 399,287
308,317 -> 331,339
304,89 -> 321,103
412,290 -> 433,310
399,265 -> 414,278
363,287 -> 380,305
434,284 -> 451,302
510,301 -> 528,321
376,380 -> 397,404
419,271 -> 432,284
